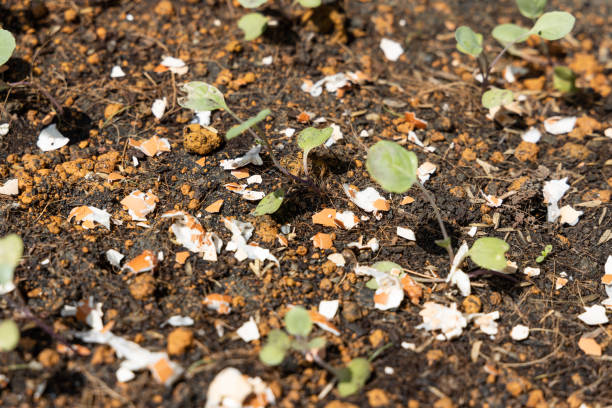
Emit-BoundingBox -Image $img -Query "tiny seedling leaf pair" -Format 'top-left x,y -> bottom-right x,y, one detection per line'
259,306 -> 315,366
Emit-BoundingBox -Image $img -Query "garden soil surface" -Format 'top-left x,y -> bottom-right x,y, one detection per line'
1,0 -> 611,407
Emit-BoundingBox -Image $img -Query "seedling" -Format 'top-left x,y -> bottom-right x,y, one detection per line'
536,244 -> 553,263
0,234 -> 22,351
297,126 -> 333,177
553,66 -> 576,93
259,306 -> 371,397
366,141 -> 510,280
455,0 -> 575,108
0,29 -> 16,67
179,81 -> 319,192
253,189 -> 285,216
236,0 -> 321,41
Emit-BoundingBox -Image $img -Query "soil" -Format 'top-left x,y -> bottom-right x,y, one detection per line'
1,0 -> 611,407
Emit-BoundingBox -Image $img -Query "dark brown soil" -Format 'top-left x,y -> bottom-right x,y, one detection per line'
1,0 -> 611,407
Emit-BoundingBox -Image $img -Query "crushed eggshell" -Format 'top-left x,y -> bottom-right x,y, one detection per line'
312,208 -> 337,227
162,210 -> 222,261
308,310 -> 340,336
110,65 -> 126,78
416,302 -> 467,340
0,179 -> 19,196
400,274 -> 422,305
121,190 -> 158,221
175,251 -> 190,264
343,184 -> 389,213
220,145 -> 263,169
417,161 -> 437,184
380,38 -> 404,61
447,242 -> 471,297
223,217 -> 279,265
521,127 -> 542,143
318,300 -> 339,320
205,199 -> 224,213
231,169 -> 250,179
37,124 -> 69,152
543,178 -> 570,223
205,367 -> 275,408
312,233 -> 334,249
510,324 -> 530,341
327,253 -> 346,267
203,294 -> 232,315
523,267 -> 540,277
578,336 -> 601,356
61,297 -> 104,331
470,311 -> 500,336
68,206 -> 111,230
559,205 -> 583,226
129,135 -> 171,157
544,116 -> 576,135
347,236 -> 379,252
159,56 -> 188,75
236,317 -> 260,342
324,124 -> 343,147
400,196 -> 415,205
161,316 -> 194,328
122,250 -> 157,274
151,97 -> 167,120
224,183 -> 265,200
482,193 -> 503,207
106,249 -> 124,267
355,265 -> 404,310
578,305 -> 608,326
397,226 -> 416,241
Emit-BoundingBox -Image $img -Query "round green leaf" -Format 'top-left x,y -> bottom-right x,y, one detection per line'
516,0 -> 547,19
178,81 -> 228,112
468,237 -> 509,272
529,11 -> 575,41
0,320 -> 19,351
492,24 -> 530,45
337,358 -> 371,397
259,344 -> 287,366
253,189 -> 284,216
553,66 -> 576,93
238,13 -> 268,41
455,26 -> 483,57
284,306 -> 312,337
366,141 -> 418,194
297,127 -> 333,153
226,108 -> 271,140
238,0 -> 267,8
0,29 -> 16,66
0,234 -> 23,285
307,336 -> 326,350
267,329 -> 291,348
481,88 -> 514,109
297,0 -> 321,7
365,278 -> 378,290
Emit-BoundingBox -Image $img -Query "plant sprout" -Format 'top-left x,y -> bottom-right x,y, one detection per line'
0,234 -> 23,351
259,306 -> 371,397
455,0 -> 575,108
253,189 -> 285,216
297,126 -> 332,177
179,81 -> 319,192
536,244 -> 553,263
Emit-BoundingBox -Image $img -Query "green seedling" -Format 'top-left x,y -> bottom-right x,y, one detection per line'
297,126 -> 333,177
455,0 -> 575,108
179,81 -> 319,195
468,237 -> 509,272
0,29 -> 16,67
553,66 -> 576,93
536,244 -> 553,263
253,189 -> 285,216
259,306 -> 371,397
236,0 -> 320,41
0,234 -> 23,351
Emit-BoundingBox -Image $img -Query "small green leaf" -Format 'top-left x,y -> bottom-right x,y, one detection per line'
365,278 -> 378,290
237,0 -> 268,8
226,108 -> 271,140
178,82 -> 228,112
492,24 -> 530,45
238,13 -> 268,41
468,237 -> 510,272
337,358 -> 371,397
0,29 -> 16,67
0,320 -> 19,351
307,336 -> 326,350
253,189 -> 284,216
529,11 -> 575,41
366,141 -> 418,194
260,344 -> 287,365
297,0 -> 321,7
372,261 -> 402,274
435,238 -> 452,250
297,127 -> 333,153
284,306 -> 312,337
553,66 -> 576,93
482,88 -> 514,109
0,234 -> 23,285
516,0 -> 547,19
455,26 -> 483,57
